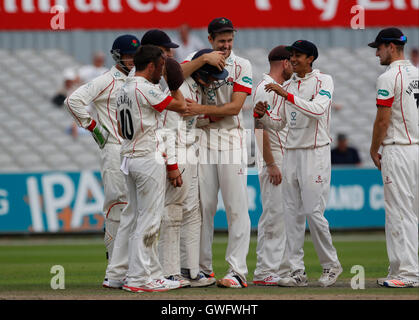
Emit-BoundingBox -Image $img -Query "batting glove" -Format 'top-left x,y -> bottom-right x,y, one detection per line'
87,120 -> 109,149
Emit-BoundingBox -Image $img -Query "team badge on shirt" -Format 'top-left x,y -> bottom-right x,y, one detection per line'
377,89 -> 390,97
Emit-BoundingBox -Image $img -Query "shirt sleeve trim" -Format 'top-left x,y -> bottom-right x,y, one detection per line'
376,98 -> 394,107
153,96 -> 173,113
233,83 -> 252,95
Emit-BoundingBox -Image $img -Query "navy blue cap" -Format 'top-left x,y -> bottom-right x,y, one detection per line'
192,49 -> 228,80
286,40 -> 318,61
208,17 -> 236,34
111,34 -> 140,54
141,29 -> 179,48
368,28 -> 407,48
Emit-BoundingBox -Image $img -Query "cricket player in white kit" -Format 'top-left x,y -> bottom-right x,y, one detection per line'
252,46 -> 293,286
105,45 -> 186,292
65,35 -> 139,266
158,49 -> 229,288
368,28 -> 419,288
254,40 -> 342,287
183,17 -> 252,288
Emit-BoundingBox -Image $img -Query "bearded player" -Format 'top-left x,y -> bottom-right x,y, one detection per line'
64,35 -> 139,284
369,28 -> 419,288
252,45 -> 293,285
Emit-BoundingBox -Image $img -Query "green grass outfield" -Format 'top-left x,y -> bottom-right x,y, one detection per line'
0,232 -> 418,300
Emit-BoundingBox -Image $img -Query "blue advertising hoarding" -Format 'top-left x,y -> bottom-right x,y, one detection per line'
0,168 -> 385,233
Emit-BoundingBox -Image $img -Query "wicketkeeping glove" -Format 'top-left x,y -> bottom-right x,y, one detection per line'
165,57 -> 184,91
87,120 -> 109,149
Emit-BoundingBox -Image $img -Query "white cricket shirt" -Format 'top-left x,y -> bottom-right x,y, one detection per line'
253,73 -> 289,163
376,60 -> 419,145
262,69 -> 333,149
65,66 -> 127,144
116,75 -> 173,159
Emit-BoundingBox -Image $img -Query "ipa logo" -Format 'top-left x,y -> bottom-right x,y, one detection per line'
50,265 -> 65,290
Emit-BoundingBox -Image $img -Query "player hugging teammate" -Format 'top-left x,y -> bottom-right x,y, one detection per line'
65,17 -> 417,291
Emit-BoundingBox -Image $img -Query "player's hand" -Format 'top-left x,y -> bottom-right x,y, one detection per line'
370,150 -> 382,171
204,51 -> 225,71
183,98 -> 203,117
168,168 -> 183,188
265,83 -> 287,97
267,163 -> 282,185
88,120 -> 109,149
254,101 -> 268,118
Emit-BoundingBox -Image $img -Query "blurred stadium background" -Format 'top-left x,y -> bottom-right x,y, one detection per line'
0,1 -> 418,234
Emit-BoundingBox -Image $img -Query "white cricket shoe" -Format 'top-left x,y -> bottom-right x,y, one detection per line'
278,270 -> 308,287
122,285 -> 145,293
102,278 -> 124,289
190,272 -> 216,287
318,266 -> 343,287
166,274 -> 191,288
181,269 -> 216,287
216,273 -> 247,288
123,278 -> 182,293
384,278 -> 419,288
253,274 -> 281,286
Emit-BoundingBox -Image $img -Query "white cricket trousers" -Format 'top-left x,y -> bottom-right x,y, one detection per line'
199,147 -> 251,282
381,144 -> 419,281
282,145 -> 340,272
105,153 -> 166,286
100,143 -> 127,260
254,154 -> 289,280
159,146 -> 201,278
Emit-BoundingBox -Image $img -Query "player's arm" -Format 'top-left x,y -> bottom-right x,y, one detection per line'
164,119 -> 183,188
254,117 -> 282,185
65,80 -> 98,129
117,120 -> 123,138
65,78 -> 110,148
166,89 -> 186,114
370,73 -> 395,170
186,91 -> 248,117
370,106 -> 391,170
163,125 -> 182,187
165,93 -> 185,188
180,51 -> 225,78
265,76 -> 333,120
254,100 -> 286,132
186,60 -> 253,117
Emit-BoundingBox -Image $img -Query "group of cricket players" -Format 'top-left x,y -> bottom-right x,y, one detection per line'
65,17 -> 419,292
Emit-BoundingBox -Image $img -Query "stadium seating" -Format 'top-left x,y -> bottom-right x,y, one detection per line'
0,47 -> 385,172
0,49 -> 100,173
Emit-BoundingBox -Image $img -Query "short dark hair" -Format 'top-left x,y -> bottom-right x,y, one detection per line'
383,42 -> 404,53
134,44 -> 163,71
